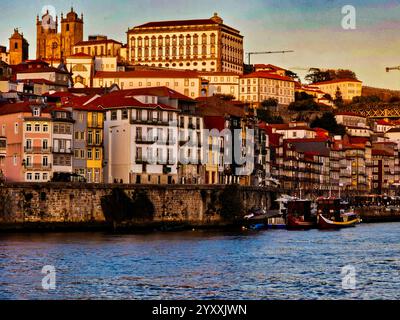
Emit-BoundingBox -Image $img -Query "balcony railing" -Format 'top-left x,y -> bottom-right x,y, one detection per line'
24,147 -> 52,154
53,148 -> 73,154
25,163 -> 52,170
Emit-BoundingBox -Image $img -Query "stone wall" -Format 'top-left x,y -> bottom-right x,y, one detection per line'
0,183 -> 275,230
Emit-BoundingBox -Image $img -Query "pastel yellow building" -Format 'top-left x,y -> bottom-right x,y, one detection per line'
313,78 -> 362,101
86,110 -> 104,183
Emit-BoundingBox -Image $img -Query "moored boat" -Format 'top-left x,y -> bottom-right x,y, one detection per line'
317,214 -> 359,229
317,197 -> 361,230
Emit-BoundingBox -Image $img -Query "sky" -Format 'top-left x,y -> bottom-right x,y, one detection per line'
1,0 -> 400,89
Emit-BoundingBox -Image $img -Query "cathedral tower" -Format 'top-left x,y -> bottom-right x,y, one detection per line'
61,7 -> 84,59
9,28 -> 29,65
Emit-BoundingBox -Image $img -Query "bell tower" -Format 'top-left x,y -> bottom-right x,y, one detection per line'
36,10 -> 58,60
61,7 -> 84,59
9,28 -> 29,65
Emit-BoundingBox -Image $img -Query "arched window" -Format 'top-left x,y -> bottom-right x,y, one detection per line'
186,34 -> 191,45
172,35 -> 177,46
151,36 -> 156,47
130,37 -> 135,47
158,47 -> 163,57
172,47 -> 177,57
144,47 -> 149,57
210,33 -> 216,44
179,46 -> 184,56
193,45 -> 198,55
165,35 -> 170,46
202,45 -> 207,55
202,34 -> 207,45
72,64 -> 88,72
138,37 -> 142,47
179,34 -> 184,45
158,36 -> 163,47
193,34 -> 198,45
144,36 -> 149,47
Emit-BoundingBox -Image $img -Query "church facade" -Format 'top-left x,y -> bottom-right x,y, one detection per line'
36,7 -> 84,65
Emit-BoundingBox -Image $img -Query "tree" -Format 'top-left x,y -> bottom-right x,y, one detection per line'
214,93 -> 235,101
285,69 -> 300,82
295,91 -> 315,101
333,86 -> 344,107
305,68 -> 332,84
261,98 -> 278,108
257,98 -> 283,124
310,112 -> 346,136
288,99 -> 322,112
305,68 -> 358,84
323,93 -> 333,101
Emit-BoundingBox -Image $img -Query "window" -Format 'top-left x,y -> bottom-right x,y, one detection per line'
87,131 -> 93,144
43,173 -> 48,181
111,111 -> 117,120
122,110 -> 128,120
35,124 -> 40,132
80,149 -> 85,159
42,156 -> 48,167
26,123 -> 32,132
33,108 -> 40,117
43,124 -> 48,132
14,123 -> 18,134
35,173 -> 40,181
42,139 -> 48,150
95,149 -> 101,160
95,131 -> 101,145
25,139 -> 32,150
13,154 -> 17,166
87,149 -> 93,160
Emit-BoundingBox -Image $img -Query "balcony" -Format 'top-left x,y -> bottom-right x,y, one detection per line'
130,118 -> 171,126
25,163 -> 52,171
53,148 -> 73,154
24,147 -> 52,154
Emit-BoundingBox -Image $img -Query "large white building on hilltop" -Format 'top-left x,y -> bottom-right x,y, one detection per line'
127,13 -> 244,74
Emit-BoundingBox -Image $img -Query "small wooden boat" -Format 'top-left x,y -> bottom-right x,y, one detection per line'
317,214 -> 359,229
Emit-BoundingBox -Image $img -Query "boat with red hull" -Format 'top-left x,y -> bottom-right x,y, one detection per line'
287,215 -> 316,229
317,214 -> 359,229
316,197 -> 361,230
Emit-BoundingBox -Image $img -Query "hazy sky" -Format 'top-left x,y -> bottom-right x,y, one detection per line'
1,0 -> 400,89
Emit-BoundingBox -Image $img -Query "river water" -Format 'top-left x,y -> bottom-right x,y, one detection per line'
0,222 -> 400,300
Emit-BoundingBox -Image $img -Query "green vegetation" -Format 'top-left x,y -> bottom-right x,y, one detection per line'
305,68 -> 358,84
310,112 -> 346,136
257,98 -> 284,124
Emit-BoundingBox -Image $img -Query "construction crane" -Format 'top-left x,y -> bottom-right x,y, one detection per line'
246,50 -> 294,65
386,66 -> 400,72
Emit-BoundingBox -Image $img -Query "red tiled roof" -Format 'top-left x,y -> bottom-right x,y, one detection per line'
123,86 -> 195,101
0,101 -> 50,116
348,136 -> 370,145
372,149 -> 394,157
16,66 -> 70,75
94,70 -> 200,79
313,78 -> 362,85
240,71 -> 294,82
19,78 -> 68,86
335,111 -> 365,117
85,90 -> 177,111
67,52 -> 94,58
74,39 -> 122,46
132,19 -> 219,29
203,116 -> 225,131
254,64 -> 286,71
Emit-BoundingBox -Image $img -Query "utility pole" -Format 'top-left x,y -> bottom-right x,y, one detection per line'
246,50 -> 294,65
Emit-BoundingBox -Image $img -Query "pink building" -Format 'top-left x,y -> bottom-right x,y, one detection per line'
0,101 -> 52,182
